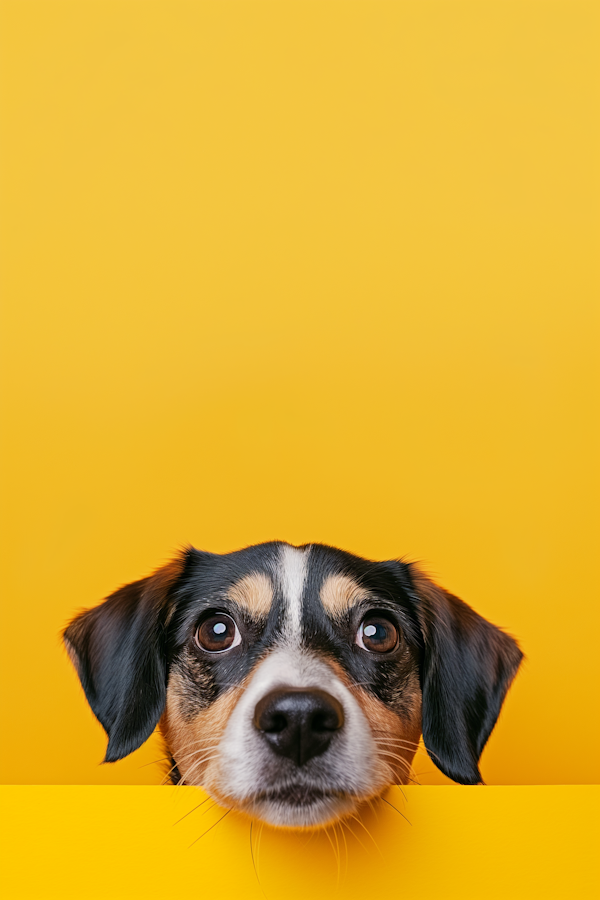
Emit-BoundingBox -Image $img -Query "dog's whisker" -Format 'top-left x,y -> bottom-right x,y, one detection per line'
371,736 -> 423,748
366,795 -> 380,822
169,746 -> 223,766
164,744 -> 222,764
174,755 -> 222,787
373,743 -> 426,758
330,820 -> 342,888
375,748 -> 416,766
374,747 -> 415,759
322,823 -> 341,888
179,754 -> 222,778
138,756 -> 172,770
249,818 -> 268,896
256,819 -> 266,880
163,751 -> 222,787
349,814 -> 382,859
342,816 -> 373,856
372,737 -> 441,763
169,741 -> 223,757
198,800 -> 220,818
375,750 -> 419,784
372,743 -> 423,755
385,759 -> 418,782
172,795 -> 212,825
379,794 -> 412,826
188,808 -> 232,849
249,822 -> 262,893
160,743 -> 224,783
160,764 -> 180,786
336,819 -> 349,880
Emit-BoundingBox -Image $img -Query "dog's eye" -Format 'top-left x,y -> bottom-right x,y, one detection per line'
195,613 -> 241,653
356,615 -> 399,653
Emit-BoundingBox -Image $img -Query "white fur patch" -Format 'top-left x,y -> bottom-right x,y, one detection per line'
278,544 -> 310,641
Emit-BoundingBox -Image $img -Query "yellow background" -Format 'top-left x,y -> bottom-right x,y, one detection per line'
1,0 -> 599,793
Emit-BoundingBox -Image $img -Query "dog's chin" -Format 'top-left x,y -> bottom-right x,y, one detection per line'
241,785 -> 361,829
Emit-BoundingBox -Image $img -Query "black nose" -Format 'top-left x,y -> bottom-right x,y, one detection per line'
254,689 -> 345,766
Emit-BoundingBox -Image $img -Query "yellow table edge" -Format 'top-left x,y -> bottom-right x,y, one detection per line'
1,785 -> 598,899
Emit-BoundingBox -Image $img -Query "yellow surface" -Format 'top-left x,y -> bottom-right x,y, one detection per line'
0,786 -> 598,899
0,0 -> 599,788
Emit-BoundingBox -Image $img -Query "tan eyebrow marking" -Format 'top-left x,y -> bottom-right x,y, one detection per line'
320,574 -> 367,617
227,572 -> 273,616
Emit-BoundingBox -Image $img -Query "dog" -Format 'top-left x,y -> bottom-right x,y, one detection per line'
63,542 -> 523,828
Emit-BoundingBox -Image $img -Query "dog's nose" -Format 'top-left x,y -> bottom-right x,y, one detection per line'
254,689 -> 345,766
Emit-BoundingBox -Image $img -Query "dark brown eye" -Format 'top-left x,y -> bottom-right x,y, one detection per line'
195,613 -> 241,653
356,615 -> 399,653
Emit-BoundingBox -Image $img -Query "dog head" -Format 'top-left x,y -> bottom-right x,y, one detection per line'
64,542 -> 522,828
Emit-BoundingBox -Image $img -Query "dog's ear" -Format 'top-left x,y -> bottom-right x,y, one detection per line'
408,566 -> 523,785
63,555 -> 186,763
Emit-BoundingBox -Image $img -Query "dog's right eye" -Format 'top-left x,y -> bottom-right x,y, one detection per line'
195,613 -> 241,653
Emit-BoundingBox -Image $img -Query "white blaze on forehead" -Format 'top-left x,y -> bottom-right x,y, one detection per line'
278,544 -> 310,640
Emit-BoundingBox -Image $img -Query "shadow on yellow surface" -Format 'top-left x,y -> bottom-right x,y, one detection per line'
1,786 -> 598,899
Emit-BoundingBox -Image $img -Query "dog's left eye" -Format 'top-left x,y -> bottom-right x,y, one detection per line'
356,615 -> 399,653
195,613 -> 241,653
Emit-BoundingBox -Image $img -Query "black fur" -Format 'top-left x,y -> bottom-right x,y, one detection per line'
63,542 -> 523,780
402,570 -> 524,784
64,574 -> 173,762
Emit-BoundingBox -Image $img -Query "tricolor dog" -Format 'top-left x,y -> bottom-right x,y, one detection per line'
64,542 -> 523,828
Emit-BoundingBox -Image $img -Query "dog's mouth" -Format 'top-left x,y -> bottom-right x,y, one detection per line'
253,784 -> 345,807
241,782 -> 362,828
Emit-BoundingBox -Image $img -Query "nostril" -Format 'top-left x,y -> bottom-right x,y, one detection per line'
254,694 -> 287,732
311,710 -> 339,733
262,712 -> 287,734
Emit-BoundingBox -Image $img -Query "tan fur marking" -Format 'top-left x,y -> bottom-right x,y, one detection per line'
228,572 -> 273,617
351,685 -> 422,785
161,671 -> 250,786
320,574 -> 367,617
326,657 -> 422,787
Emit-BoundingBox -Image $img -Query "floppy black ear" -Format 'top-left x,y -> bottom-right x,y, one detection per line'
409,566 -> 523,785
63,556 -> 185,763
